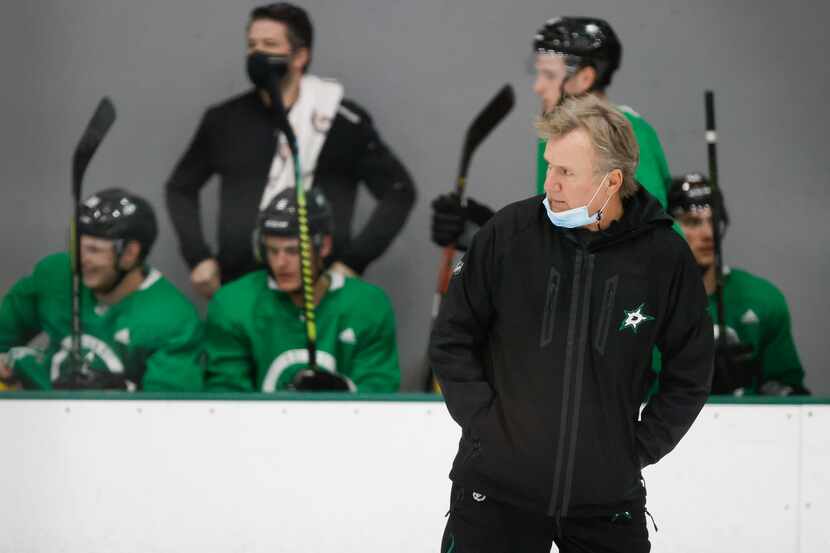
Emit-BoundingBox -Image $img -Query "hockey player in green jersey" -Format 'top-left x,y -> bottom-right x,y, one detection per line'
431,17 -> 674,248
0,189 -> 203,391
204,187 -> 400,393
668,173 -> 808,395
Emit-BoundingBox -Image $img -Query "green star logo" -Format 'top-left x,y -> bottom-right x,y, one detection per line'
618,303 -> 655,334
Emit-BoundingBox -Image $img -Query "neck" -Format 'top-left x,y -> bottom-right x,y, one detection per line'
703,264 -> 717,295
94,267 -> 144,306
289,272 -> 330,308
584,195 -> 623,232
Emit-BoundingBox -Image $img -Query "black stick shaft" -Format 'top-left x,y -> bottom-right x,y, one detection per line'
69,97 -> 115,371
705,90 -> 726,346
71,202 -> 82,365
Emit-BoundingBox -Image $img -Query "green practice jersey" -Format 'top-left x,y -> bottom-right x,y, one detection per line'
536,105 -> 671,208
709,267 -> 804,390
205,270 -> 400,392
0,253 -> 204,390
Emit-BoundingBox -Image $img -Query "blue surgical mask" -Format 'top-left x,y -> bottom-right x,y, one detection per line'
543,173 -> 613,229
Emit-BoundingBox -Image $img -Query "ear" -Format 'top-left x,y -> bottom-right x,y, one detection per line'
607,169 -> 624,196
118,240 -> 142,269
573,66 -> 597,94
291,47 -> 310,72
319,234 -> 333,259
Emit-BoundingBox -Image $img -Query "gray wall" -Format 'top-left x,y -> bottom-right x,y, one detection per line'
1,0 -> 827,392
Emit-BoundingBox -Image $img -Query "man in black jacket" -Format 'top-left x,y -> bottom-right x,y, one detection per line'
165,3 -> 415,298
430,95 -> 714,552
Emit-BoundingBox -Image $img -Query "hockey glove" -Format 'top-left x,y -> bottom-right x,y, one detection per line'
759,380 -> 810,396
53,369 -> 131,391
289,369 -> 353,392
710,343 -> 761,395
430,194 -> 494,249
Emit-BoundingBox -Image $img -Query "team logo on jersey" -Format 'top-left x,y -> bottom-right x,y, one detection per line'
472,491 -> 487,502
114,328 -> 131,345
261,349 -> 338,392
740,309 -> 759,325
338,328 -> 356,344
618,303 -> 655,334
51,335 -> 124,381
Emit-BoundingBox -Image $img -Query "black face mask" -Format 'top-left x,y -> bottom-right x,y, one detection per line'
246,51 -> 289,91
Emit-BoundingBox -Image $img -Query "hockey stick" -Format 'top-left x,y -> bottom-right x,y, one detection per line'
255,53 -> 318,372
424,84 -> 515,391
704,91 -> 726,350
432,84 -> 515,316
68,98 -> 116,371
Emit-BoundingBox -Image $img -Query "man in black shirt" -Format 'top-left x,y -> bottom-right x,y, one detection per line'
431,95 -> 713,552
165,3 -> 415,297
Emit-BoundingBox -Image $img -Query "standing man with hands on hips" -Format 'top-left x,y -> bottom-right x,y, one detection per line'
166,2 -> 415,298
430,95 -> 713,553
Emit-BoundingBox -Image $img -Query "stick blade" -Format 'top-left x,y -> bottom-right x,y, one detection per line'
459,84 -> 515,178
72,97 -> 116,199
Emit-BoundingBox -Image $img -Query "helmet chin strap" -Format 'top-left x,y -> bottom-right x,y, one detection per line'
96,240 -> 141,295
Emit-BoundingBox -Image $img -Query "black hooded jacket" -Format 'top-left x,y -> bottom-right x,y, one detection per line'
165,91 -> 416,282
430,188 -> 714,518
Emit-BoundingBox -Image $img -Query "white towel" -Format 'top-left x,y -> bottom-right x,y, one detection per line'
259,74 -> 344,209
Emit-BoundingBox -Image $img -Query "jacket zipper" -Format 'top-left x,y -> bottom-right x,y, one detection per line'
547,247 -> 595,517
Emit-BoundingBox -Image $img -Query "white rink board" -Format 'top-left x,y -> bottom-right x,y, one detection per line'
800,406 -> 830,553
644,405 -> 801,553
0,400 -> 827,553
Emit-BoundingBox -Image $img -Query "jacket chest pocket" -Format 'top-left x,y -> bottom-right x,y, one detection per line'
593,275 -> 619,355
593,273 -> 657,358
539,266 -> 562,348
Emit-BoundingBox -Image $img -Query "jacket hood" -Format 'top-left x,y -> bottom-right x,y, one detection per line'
552,185 -> 673,251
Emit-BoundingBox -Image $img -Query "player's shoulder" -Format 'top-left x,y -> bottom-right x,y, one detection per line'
728,267 -> 787,304
27,252 -> 72,294
212,270 -> 268,309
135,269 -> 199,319
330,273 -> 393,318
618,104 -> 659,138
33,252 -> 71,279
335,273 -> 390,302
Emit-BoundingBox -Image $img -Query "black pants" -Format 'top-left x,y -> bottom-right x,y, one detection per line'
441,485 -> 650,553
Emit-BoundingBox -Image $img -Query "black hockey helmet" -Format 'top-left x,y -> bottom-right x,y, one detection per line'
668,172 -> 730,232
78,188 -> 158,259
533,17 -> 622,90
256,186 -> 333,249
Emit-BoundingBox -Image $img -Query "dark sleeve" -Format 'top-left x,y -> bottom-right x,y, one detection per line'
339,103 -> 416,273
636,236 -> 714,467
164,111 -> 216,269
429,224 -> 496,430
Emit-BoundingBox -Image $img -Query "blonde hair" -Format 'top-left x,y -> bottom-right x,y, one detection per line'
536,95 -> 640,198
